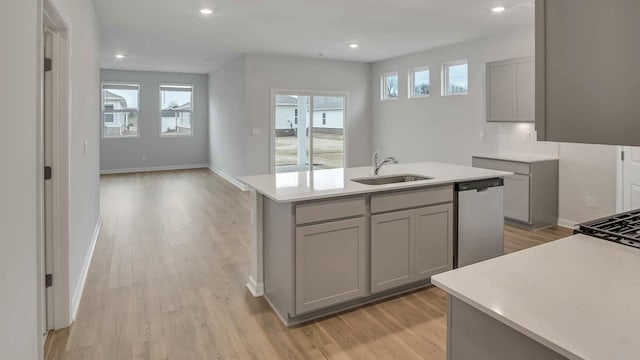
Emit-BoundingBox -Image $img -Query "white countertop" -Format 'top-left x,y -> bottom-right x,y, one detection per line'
432,234 -> 640,360
239,162 -> 511,202
473,153 -> 558,163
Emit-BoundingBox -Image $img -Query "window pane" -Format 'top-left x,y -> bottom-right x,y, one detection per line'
275,95 -> 311,173
384,73 -> 399,99
160,85 -> 193,135
103,111 -> 138,137
447,63 -> 468,94
102,84 -> 139,137
312,96 -> 344,170
413,69 -> 430,96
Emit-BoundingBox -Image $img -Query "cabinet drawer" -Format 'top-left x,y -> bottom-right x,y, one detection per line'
472,157 -> 530,175
371,186 -> 453,214
296,197 -> 365,225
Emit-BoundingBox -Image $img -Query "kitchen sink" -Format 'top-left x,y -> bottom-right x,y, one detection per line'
351,174 -> 433,185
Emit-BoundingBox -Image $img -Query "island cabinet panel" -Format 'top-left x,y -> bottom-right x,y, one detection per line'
413,203 -> 453,281
295,217 -> 367,315
371,210 -> 414,293
371,203 -> 453,294
447,296 -> 568,360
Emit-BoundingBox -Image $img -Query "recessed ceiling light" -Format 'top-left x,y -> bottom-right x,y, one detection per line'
115,53 -> 125,59
349,43 -> 359,49
200,8 -> 213,15
491,6 -> 506,13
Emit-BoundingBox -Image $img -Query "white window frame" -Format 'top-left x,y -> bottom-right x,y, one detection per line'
441,60 -> 469,96
380,71 -> 399,101
409,66 -> 431,99
159,83 -> 194,137
270,89 -> 349,174
101,82 -> 141,139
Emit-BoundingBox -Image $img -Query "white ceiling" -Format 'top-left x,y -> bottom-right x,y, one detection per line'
96,0 -> 534,74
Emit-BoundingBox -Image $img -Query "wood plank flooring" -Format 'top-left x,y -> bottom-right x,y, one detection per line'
45,169 -> 572,360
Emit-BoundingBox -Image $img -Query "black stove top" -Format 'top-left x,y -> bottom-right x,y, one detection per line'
575,209 -> 640,249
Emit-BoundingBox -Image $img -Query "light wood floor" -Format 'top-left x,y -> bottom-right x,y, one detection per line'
45,169 -> 572,360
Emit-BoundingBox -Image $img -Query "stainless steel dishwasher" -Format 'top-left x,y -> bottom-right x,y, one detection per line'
454,178 -> 505,268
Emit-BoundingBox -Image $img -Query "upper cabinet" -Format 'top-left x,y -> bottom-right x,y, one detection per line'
536,0 -> 640,145
486,57 -> 535,122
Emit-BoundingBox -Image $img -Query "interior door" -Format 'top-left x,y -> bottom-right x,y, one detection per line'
622,147 -> 640,210
273,93 -> 345,173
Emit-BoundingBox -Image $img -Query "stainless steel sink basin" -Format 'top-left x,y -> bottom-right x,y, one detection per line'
351,174 -> 433,185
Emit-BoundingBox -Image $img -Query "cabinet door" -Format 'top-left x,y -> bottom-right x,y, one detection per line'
504,174 -> 530,223
413,203 -> 453,281
515,57 -> 535,122
371,209 -> 413,293
486,60 -> 514,122
295,217 -> 367,315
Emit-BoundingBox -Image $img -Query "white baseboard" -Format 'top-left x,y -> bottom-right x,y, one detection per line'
71,217 -> 101,321
208,166 -> 249,191
557,218 -> 578,229
100,163 -> 209,175
246,276 -> 264,297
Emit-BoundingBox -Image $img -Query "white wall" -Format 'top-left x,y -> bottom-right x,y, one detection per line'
0,1 -> 40,358
208,55 -> 248,178
0,0 -> 100,358
209,54 -> 372,178
57,0 -> 102,320
100,70 -> 210,172
371,28 -> 618,225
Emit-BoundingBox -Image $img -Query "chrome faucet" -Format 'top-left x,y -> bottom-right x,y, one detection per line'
372,151 -> 398,175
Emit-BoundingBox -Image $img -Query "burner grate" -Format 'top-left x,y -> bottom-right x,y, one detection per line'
576,209 -> 640,248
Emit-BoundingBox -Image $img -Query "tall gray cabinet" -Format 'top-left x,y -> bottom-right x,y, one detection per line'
536,0 -> 640,145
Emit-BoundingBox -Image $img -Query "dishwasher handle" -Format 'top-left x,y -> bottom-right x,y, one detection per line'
455,178 -> 504,192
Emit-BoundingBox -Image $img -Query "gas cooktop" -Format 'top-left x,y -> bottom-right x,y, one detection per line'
575,209 -> 640,249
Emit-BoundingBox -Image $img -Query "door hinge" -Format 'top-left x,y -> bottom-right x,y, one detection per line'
622,151 -> 625,161
44,58 -> 52,72
45,274 -> 53,288
44,166 -> 52,180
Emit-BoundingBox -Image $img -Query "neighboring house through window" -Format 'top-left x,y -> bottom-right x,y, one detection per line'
160,84 -> 193,136
101,83 -> 140,138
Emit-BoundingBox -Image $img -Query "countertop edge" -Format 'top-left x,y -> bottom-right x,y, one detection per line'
432,263 -> 581,360
242,172 -> 512,203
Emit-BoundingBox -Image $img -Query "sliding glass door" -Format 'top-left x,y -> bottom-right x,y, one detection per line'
273,92 -> 346,173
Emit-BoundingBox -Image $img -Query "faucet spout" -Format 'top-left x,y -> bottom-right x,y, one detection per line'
372,151 -> 399,175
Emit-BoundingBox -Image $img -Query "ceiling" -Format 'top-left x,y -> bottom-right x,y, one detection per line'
96,0 -> 535,74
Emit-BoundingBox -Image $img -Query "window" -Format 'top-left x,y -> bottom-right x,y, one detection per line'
442,60 -> 468,96
409,66 -> 430,98
322,112 -> 327,125
381,72 -> 399,100
160,85 -> 193,136
101,83 -> 140,138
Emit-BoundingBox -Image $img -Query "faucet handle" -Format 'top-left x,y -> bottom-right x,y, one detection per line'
372,151 -> 380,166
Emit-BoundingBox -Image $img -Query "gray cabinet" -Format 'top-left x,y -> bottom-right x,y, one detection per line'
371,210 -> 413,293
536,0 -> 640,145
371,203 -> 453,294
486,57 -> 535,122
413,204 -> 453,280
472,156 -> 558,229
295,217 -> 367,314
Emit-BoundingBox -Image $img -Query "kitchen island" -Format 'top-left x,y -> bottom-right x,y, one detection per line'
432,234 -> 640,360
240,162 -> 510,325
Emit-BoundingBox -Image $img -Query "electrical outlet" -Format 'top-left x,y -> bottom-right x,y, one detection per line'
142,154 -> 147,161
585,196 -> 599,209
479,130 -> 485,139
522,132 -> 531,143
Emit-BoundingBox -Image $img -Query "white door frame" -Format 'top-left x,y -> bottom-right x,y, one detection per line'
270,89 -> 349,173
38,0 -> 72,341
